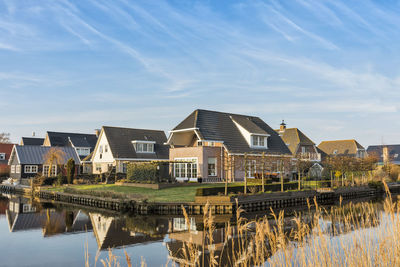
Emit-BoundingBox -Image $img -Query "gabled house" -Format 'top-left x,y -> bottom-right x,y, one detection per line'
8,145 -> 81,182
318,139 -> 366,158
0,143 -> 15,177
275,121 -> 321,161
91,126 -> 169,174
366,145 -> 400,165
43,131 -> 98,160
166,109 -> 292,182
20,137 -> 44,146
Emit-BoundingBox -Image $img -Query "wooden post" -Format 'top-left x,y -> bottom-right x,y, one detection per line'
262,152 -> 265,193
280,160 -> 284,192
244,153 -> 248,194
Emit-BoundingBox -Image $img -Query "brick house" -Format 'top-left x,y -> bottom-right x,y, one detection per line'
0,143 -> 15,178
318,139 -> 366,158
166,109 -> 292,182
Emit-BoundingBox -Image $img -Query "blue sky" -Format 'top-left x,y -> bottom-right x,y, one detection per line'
0,0 -> 399,146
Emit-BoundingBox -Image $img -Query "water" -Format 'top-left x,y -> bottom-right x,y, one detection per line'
0,193 -> 393,267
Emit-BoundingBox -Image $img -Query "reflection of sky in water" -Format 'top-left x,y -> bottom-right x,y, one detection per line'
266,211 -> 398,266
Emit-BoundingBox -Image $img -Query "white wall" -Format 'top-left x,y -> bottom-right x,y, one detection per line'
92,130 -> 115,163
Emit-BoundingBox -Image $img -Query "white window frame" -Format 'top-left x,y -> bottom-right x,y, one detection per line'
16,165 -> 21,174
0,153 -> 5,160
43,165 -> 57,177
76,147 -> 91,156
246,160 -> 257,178
251,135 -> 267,148
208,157 -> 217,177
174,158 -> 198,180
11,165 -> 15,173
132,140 -> 156,153
24,165 -> 38,174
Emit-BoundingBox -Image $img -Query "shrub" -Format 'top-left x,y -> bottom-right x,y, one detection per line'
36,176 -> 57,186
368,180 -> 384,190
196,182 -> 298,196
66,158 -> 75,184
57,173 -> 66,186
126,163 -> 158,183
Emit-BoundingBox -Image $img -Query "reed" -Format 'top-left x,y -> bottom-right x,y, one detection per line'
85,182 -> 400,267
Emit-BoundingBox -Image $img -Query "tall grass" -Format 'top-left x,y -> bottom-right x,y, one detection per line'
85,183 -> 400,267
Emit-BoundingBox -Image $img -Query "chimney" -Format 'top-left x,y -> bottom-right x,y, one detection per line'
95,129 -> 100,137
279,120 -> 286,133
32,131 -> 35,137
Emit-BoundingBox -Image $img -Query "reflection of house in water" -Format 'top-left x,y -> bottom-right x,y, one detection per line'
90,213 -> 166,251
166,217 -> 266,267
5,196 -> 92,235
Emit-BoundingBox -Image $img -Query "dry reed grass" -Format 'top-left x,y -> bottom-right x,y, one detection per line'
85,183 -> 400,267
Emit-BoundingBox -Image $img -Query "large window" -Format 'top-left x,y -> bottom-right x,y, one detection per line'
24,165 -> 38,174
132,141 -> 155,153
11,165 -> 15,173
174,158 -> 198,179
252,135 -> 266,147
16,165 -> 21,174
43,165 -> 57,177
0,153 -> 5,160
208,157 -> 217,176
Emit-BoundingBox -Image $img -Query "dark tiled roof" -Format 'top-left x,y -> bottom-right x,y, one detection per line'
47,131 -> 97,150
367,145 -> 400,163
103,126 -> 169,159
318,140 -> 365,155
21,137 -> 44,146
14,145 -> 80,164
173,109 -> 291,155
275,128 -> 315,154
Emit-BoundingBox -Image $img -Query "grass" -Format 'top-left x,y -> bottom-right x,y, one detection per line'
46,183 -> 230,202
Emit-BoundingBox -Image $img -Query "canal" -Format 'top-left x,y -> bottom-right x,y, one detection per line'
0,193 -> 397,267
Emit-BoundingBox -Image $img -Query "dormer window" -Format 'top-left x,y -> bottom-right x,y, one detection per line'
132,140 -> 155,153
76,147 -> 91,156
0,153 -> 5,160
251,135 -> 267,148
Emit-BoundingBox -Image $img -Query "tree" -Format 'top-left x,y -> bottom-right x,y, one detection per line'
66,158 -> 75,184
43,148 -> 66,177
0,133 -> 11,143
295,155 -> 313,190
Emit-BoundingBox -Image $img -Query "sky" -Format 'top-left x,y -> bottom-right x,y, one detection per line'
0,0 -> 399,146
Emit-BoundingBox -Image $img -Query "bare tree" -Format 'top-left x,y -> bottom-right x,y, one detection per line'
0,133 -> 11,143
43,148 -> 66,177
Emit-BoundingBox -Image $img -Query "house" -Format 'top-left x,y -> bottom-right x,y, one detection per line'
0,143 -> 15,177
318,139 -> 366,158
43,131 -> 98,160
8,145 -> 81,182
275,121 -> 321,161
166,109 -> 292,182
366,145 -> 400,165
20,137 -> 44,146
91,126 -> 169,174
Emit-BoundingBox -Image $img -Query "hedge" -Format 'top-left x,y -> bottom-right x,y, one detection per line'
196,182 -> 298,196
127,162 -> 158,183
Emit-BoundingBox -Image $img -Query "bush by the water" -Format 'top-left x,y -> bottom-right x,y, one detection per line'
196,182 -> 298,196
127,163 -> 158,183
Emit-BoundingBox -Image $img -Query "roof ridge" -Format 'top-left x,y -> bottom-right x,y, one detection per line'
197,109 -> 260,119
102,126 -> 164,132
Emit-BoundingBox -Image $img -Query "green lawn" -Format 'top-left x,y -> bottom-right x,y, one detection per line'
47,183 -> 230,203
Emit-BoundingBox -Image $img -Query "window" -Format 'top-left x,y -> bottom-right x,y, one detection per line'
132,141 -> 155,153
105,145 -> 108,153
246,160 -> 256,178
43,165 -> 57,176
76,147 -> 90,156
395,154 -> 399,158
11,165 -> 15,173
24,165 -> 38,174
301,147 -> 306,154
122,163 -> 127,173
16,165 -> 21,174
99,145 -> 103,153
0,153 -> 5,160
252,135 -> 266,147
208,157 -> 217,176
174,158 -> 198,179
95,164 -> 101,172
